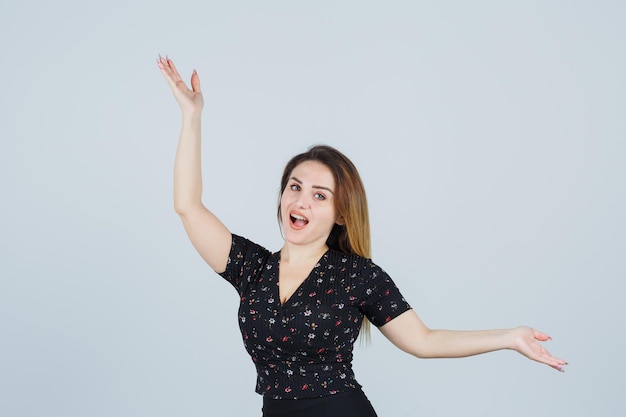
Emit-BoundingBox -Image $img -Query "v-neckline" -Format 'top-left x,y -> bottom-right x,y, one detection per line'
276,250 -> 329,307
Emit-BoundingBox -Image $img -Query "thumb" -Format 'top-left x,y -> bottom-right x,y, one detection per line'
190,69 -> 201,93
532,329 -> 552,342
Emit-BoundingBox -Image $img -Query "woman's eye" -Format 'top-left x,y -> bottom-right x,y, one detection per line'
290,184 -> 300,191
314,193 -> 326,201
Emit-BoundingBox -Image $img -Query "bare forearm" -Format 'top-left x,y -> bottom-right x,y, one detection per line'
381,312 -> 515,359
381,312 -> 565,370
174,113 -> 203,213
416,328 -> 514,359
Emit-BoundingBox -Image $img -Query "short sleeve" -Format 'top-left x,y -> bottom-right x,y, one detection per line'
218,234 -> 272,296
358,263 -> 412,327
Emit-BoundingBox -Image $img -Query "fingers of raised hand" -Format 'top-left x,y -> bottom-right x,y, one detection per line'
157,55 -> 186,90
190,70 -> 201,93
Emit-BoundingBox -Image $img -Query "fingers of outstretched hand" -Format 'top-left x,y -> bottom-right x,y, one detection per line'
515,327 -> 567,372
531,339 -> 568,372
536,348 -> 567,372
544,355 -> 568,372
532,329 -> 552,342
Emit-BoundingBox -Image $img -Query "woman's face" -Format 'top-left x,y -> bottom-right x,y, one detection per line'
280,160 -> 340,248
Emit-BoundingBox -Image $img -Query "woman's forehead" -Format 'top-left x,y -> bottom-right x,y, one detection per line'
290,160 -> 335,187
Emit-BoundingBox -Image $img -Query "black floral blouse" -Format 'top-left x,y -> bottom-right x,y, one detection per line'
219,234 -> 411,400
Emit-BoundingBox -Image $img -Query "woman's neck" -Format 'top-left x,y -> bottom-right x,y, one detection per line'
280,242 -> 329,265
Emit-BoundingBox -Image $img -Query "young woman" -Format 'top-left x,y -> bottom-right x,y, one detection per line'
157,56 -> 566,417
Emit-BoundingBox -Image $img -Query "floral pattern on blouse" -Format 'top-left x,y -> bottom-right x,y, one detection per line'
219,234 -> 411,399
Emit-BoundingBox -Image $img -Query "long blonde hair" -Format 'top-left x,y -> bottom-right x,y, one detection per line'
278,145 -> 372,340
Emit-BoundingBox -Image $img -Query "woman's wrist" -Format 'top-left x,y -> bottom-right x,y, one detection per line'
506,326 -> 531,352
181,110 -> 202,124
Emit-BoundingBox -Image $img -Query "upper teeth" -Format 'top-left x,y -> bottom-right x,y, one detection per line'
292,214 -> 306,221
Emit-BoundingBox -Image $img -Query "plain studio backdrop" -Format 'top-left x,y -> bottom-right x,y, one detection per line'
1,1 -> 623,416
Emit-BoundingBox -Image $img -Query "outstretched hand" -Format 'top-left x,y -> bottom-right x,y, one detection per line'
157,55 -> 204,114
512,326 -> 567,372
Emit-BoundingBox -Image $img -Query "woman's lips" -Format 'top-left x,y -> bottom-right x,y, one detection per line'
289,212 -> 309,229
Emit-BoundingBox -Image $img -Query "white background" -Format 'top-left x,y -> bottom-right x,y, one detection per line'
1,1 -> 624,416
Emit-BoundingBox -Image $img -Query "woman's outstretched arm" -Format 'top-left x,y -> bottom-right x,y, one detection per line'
157,56 -> 231,273
379,310 -> 567,371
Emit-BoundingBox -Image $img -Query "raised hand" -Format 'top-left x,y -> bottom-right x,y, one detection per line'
512,326 -> 568,372
157,55 -> 204,115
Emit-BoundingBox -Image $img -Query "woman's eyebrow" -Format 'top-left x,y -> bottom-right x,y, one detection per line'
290,176 -> 334,195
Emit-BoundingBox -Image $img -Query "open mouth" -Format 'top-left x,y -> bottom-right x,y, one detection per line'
290,213 -> 309,228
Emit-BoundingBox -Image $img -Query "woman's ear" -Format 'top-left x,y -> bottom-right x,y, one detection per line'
336,216 -> 345,226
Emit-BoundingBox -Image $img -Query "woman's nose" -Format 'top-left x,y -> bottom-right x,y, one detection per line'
297,196 -> 311,209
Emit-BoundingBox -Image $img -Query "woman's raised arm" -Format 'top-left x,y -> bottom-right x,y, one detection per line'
157,56 -> 231,273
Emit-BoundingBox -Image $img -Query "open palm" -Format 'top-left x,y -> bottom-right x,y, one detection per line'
157,55 -> 204,114
513,326 -> 567,371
